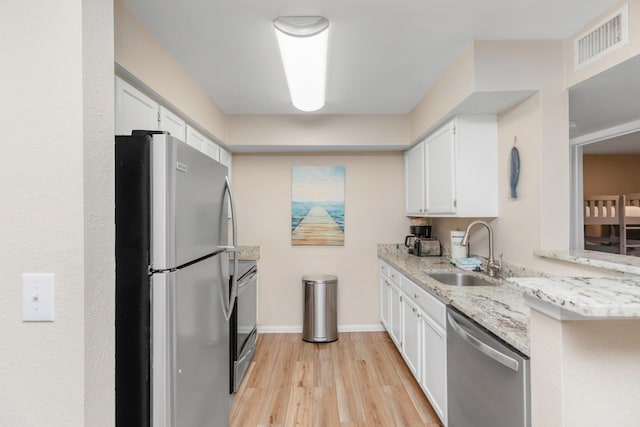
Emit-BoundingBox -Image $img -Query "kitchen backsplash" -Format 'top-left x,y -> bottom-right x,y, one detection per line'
377,243 -> 550,279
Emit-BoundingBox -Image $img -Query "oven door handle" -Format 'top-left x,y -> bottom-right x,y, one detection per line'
447,313 -> 519,372
237,328 -> 258,363
238,271 -> 258,291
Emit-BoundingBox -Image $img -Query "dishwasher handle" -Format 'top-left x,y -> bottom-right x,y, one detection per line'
447,313 -> 519,372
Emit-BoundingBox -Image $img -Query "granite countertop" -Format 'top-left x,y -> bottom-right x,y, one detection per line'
234,246 -> 260,261
509,276 -> 640,318
378,247 -> 531,356
535,249 -> 640,276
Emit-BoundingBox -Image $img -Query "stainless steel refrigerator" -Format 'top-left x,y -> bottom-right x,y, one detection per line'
116,131 -> 238,427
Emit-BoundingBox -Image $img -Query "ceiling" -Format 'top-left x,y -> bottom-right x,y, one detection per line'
569,53 -> 640,139
582,131 -> 640,154
123,0 -> 618,115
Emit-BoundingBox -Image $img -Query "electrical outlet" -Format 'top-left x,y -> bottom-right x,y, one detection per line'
22,273 -> 55,322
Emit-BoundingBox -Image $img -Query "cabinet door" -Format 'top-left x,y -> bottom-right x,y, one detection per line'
405,141 -> 426,215
389,284 -> 402,349
421,314 -> 447,423
203,140 -> 220,162
219,148 -> 232,174
185,125 -> 206,152
426,122 -> 456,215
159,106 -> 186,142
115,77 -> 158,136
219,148 -> 232,218
402,297 -> 421,378
380,276 -> 390,330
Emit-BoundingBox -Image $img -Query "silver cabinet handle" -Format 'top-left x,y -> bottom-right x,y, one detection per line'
414,293 -> 419,299
447,313 -> 519,372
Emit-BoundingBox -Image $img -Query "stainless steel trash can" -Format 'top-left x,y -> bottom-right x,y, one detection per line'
302,275 -> 338,343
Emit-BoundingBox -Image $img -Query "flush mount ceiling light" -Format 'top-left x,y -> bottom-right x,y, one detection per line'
273,16 -> 329,112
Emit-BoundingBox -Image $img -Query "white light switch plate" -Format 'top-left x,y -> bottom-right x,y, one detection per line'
22,273 -> 55,322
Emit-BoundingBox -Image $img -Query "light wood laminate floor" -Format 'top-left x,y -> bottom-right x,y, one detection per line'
230,332 -> 443,427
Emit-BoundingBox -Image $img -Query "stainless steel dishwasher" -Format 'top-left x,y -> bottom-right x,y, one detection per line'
447,307 -> 530,427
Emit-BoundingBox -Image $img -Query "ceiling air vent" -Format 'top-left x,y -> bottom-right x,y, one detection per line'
574,4 -> 629,70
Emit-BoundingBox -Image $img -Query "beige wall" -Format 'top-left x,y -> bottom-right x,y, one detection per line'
233,153 -> 409,328
530,310 -> 640,427
583,154 -> 640,195
409,44 -> 476,142
412,40 -> 605,275
114,0 -> 227,141
430,95 -> 608,276
565,0 -> 640,88
83,0 -> 116,425
227,114 -> 409,149
0,1 -> 114,426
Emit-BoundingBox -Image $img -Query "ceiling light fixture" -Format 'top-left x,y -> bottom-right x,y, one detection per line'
273,16 -> 329,112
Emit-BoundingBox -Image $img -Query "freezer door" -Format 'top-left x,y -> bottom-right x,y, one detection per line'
151,134 -> 229,270
152,253 -> 230,427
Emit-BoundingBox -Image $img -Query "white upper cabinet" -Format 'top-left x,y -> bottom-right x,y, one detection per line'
404,115 -> 498,217
115,77 -> 159,136
219,148 -> 232,182
185,125 -> 206,152
405,142 -> 426,215
203,139 -> 220,162
115,77 -> 230,168
158,106 -> 186,142
425,123 -> 456,214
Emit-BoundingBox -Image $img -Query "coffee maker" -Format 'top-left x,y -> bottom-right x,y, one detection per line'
404,225 -> 431,254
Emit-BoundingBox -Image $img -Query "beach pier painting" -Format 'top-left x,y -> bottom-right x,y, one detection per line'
291,166 -> 345,246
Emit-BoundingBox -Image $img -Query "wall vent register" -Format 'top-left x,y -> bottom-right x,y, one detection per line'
574,4 -> 629,70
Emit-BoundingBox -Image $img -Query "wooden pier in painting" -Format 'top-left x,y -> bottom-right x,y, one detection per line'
292,206 -> 344,246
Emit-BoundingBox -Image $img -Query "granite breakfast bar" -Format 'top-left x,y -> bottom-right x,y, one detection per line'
379,244 -> 640,427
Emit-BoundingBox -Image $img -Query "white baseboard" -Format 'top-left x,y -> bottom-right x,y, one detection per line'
338,324 -> 385,332
257,324 -> 384,334
257,325 -> 302,334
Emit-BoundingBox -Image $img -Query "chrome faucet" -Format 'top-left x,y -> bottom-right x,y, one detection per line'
461,220 -> 502,277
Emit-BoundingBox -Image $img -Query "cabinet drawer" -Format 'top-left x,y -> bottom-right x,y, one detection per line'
379,260 -> 400,286
402,276 -> 446,328
387,266 -> 401,286
379,260 -> 390,278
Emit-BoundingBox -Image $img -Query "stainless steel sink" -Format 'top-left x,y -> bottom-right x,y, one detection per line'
428,272 -> 495,287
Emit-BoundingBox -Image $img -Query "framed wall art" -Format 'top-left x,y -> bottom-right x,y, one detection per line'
291,166 -> 345,246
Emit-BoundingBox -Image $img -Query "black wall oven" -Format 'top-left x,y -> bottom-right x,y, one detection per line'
230,260 -> 258,393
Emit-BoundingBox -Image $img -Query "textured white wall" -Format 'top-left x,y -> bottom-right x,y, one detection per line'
0,1 -> 114,426
83,0 -> 115,425
0,1 -> 85,425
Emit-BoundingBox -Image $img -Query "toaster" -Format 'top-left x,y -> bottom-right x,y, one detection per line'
414,237 -> 441,257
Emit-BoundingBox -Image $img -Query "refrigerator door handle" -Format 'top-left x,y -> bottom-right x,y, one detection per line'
223,176 -> 238,322
216,245 -> 238,252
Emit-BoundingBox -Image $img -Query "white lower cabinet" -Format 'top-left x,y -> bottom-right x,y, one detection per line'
380,275 -> 390,329
379,259 -> 447,426
401,296 -> 421,378
388,282 -> 402,348
421,312 -> 447,424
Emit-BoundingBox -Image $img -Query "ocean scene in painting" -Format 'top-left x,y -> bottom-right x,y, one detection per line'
291,166 -> 345,246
